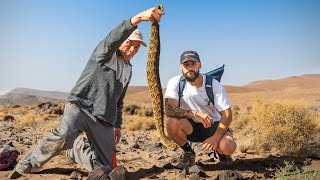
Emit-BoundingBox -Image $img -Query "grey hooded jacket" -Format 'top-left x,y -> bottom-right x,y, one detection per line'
67,19 -> 136,128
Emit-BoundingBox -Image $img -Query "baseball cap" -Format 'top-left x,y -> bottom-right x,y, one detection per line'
180,50 -> 200,64
128,29 -> 147,47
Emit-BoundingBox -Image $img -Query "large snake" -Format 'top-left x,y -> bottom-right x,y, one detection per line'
146,5 -> 177,151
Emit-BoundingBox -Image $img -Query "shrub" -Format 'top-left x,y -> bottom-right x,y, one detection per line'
137,106 -> 154,117
233,105 -> 240,112
17,113 -> 44,129
273,161 -> 320,179
249,98 -> 320,156
124,104 -> 140,115
143,107 -> 154,117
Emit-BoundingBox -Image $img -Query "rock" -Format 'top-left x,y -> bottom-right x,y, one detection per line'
189,165 -> 206,177
217,170 -> 242,180
180,169 -> 187,179
304,158 -> 312,166
38,102 -> 54,109
70,171 -> 82,179
0,139 -> 8,147
190,174 -> 202,180
53,109 -> 64,115
154,142 -> 163,148
234,153 -> 246,159
159,162 -> 175,169
4,115 -> 15,122
0,124 -> 13,132
120,138 -> 128,145
32,110 -> 41,115
199,157 -> 216,163
43,109 -> 52,114
147,174 -> 158,179
15,136 -> 23,143
124,105 -> 140,115
264,154 -> 276,158
5,105 -> 20,108
22,138 -> 32,145
21,126 -> 29,131
132,142 -> 140,149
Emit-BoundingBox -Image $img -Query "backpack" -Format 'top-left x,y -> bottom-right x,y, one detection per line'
178,64 -> 225,107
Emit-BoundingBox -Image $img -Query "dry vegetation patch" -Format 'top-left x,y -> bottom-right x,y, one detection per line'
0,103 -> 63,130
123,104 -> 156,131
235,98 -> 320,157
124,115 -> 156,131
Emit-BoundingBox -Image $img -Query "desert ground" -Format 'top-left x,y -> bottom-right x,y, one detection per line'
0,74 -> 320,179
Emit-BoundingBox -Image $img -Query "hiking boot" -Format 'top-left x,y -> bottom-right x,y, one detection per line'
217,152 -> 233,165
177,151 -> 196,169
87,166 -> 110,180
108,166 -> 126,180
87,166 -> 127,180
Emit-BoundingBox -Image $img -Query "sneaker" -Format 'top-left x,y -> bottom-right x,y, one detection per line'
64,149 -> 75,164
177,151 -> 196,169
8,161 -> 32,179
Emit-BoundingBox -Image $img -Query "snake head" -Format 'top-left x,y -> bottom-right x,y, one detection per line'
157,4 -> 165,15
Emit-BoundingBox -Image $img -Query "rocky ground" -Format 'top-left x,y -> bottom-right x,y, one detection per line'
1,120 -> 319,180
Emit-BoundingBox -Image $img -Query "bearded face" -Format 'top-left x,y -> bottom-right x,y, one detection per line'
182,69 -> 200,82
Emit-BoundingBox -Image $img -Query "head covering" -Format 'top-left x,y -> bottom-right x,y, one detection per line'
180,50 -> 200,64
128,29 -> 147,47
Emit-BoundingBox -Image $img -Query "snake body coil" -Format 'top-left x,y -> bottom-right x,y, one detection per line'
146,5 -> 177,151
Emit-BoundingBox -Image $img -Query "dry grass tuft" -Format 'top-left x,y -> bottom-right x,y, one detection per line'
247,98 -> 320,156
273,161 -> 320,179
0,104 -> 62,131
125,116 -> 156,131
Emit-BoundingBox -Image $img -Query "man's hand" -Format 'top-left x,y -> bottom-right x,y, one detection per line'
194,111 -> 213,128
131,7 -> 165,27
202,133 -> 223,151
114,128 -> 121,144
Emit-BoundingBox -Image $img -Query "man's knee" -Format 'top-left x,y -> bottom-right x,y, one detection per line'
167,118 -> 179,132
167,117 -> 186,134
219,135 -> 237,155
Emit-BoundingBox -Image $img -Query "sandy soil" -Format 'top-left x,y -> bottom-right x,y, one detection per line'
0,120 -> 319,180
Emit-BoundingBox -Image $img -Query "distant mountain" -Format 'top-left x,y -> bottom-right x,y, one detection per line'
243,74 -> 320,91
0,88 -> 68,105
1,74 -> 319,105
8,88 -> 69,99
0,93 -> 65,105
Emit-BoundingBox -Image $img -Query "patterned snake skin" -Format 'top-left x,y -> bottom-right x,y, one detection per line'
146,5 -> 177,151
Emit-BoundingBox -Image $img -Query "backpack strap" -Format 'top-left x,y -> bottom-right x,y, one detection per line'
205,75 -> 215,106
178,76 -> 186,108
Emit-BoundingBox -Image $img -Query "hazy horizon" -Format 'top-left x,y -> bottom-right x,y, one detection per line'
1,73 -> 319,96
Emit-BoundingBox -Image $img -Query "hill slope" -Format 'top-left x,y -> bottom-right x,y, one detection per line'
1,74 -> 319,105
243,74 -> 320,91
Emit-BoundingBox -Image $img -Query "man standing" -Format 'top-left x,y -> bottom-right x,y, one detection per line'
164,51 -> 237,168
10,6 -> 163,179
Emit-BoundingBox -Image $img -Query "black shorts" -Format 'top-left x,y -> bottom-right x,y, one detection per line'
186,118 -> 220,142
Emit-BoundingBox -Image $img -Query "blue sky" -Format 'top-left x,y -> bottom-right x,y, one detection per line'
0,0 -> 319,95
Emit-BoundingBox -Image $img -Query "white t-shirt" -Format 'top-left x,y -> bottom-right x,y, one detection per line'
164,74 -> 231,122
